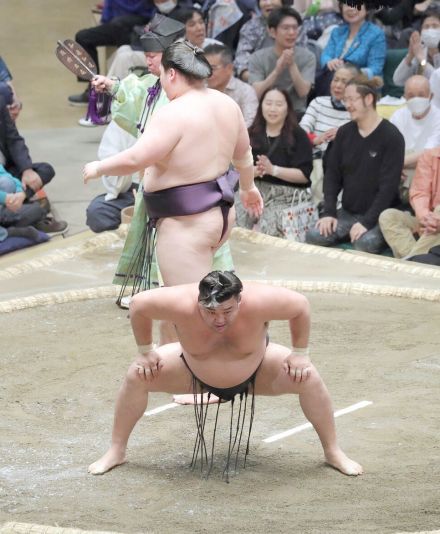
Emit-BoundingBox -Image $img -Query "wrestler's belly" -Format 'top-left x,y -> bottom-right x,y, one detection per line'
182,350 -> 264,388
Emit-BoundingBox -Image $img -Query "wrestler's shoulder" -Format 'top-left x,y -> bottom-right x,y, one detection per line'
206,88 -> 239,107
242,282 -> 308,302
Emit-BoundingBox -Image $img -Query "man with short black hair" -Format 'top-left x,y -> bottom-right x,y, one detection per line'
88,271 -> 363,478
204,43 -> 258,127
248,6 -> 316,115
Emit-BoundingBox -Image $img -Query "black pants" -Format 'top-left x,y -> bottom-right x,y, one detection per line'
86,188 -> 136,233
75,14 -> 150,77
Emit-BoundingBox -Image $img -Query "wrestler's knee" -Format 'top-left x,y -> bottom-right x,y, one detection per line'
292,363 -> 323,390
125,362 -> 148,388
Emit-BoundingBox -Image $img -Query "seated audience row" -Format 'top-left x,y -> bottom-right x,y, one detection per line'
80,4 -> 440,267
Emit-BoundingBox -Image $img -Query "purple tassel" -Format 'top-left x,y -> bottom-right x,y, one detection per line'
85,87 -> 111,125
147,83 -> 161,107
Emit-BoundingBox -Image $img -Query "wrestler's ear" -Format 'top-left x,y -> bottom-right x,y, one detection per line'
168,68 -> 177,82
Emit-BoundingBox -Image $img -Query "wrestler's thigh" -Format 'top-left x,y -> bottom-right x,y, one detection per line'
156,209 -> 225,286
254,343 -> 317,396
130,342 -> 193,394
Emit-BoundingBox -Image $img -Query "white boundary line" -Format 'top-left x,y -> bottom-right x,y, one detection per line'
144,403 -> 180,416
263,400 -> 373,443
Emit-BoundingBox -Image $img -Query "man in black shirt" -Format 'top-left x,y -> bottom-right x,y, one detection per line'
306,76 -> 405,254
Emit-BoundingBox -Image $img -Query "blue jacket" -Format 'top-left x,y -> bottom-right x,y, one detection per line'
101,0 -> 154,23
0,164 -> 23,205
320,21 -> 387,78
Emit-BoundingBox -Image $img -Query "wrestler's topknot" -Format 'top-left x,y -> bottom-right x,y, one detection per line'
198,271 -> 243,308
162,39 -> 212,81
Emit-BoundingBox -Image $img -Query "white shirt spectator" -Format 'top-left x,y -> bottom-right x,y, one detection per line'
390,103 -> 440,153
430,67 -> 440,108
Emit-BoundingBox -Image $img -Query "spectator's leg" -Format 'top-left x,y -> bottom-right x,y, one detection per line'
405,206 -> 440,258
75,15 -> 149,76
305,208 -> 354,247
107,46 -> 147,79
1,202 -> 46,228
353,224 -> 387,254
379,208 -> 417,258
86,191 -> 135,233
31,162 -> 55,188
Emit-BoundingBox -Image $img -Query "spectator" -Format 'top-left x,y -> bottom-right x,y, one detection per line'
392,9 -> 440,86
234,0 -> 293,82
0,56 -> 22,121
206,0 -> 245,51
236,86 -> 313,237
305,75 -> 404,254
104,0 -> 192,80
0,97 -> 67,235
379,147 -> 440,259
204,43 -> 258,127
301,0 -> 342,48
86,121 -> 138,232
248,6 -> 316,115
299,63 -> 356,203
389,73 -> 440,206
173,8 -> 222,48
0,164 -> 42,240
318,2 -> 386,95
390,75 -> 440,174
375,0 -> 425,48
103,7 -> 220,83
68,0 -> 155,106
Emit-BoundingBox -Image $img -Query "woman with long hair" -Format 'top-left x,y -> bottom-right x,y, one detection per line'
236,86 -> 313,238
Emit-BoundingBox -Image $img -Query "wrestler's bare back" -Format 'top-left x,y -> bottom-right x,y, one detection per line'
142,88 -> 247,192
141,88 -> 250,285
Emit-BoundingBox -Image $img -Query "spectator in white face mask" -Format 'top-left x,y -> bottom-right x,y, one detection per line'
390,75 -> 440,173
393,9 -> 440,87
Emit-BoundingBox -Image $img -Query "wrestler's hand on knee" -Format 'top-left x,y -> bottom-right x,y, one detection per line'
135,351 -> 164,382
283,353 -> 312,383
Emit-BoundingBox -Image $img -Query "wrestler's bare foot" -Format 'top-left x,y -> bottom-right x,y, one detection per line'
173,393 -> 220,405
88,446 -> 126,475
324,448 -> 363,476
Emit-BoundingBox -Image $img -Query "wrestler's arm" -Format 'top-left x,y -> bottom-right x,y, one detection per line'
255,285 -> 310,347
130,286 -> 187,347
83,106 -> 181,182
232,108 -> 264,218
254,284 -> 311,381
